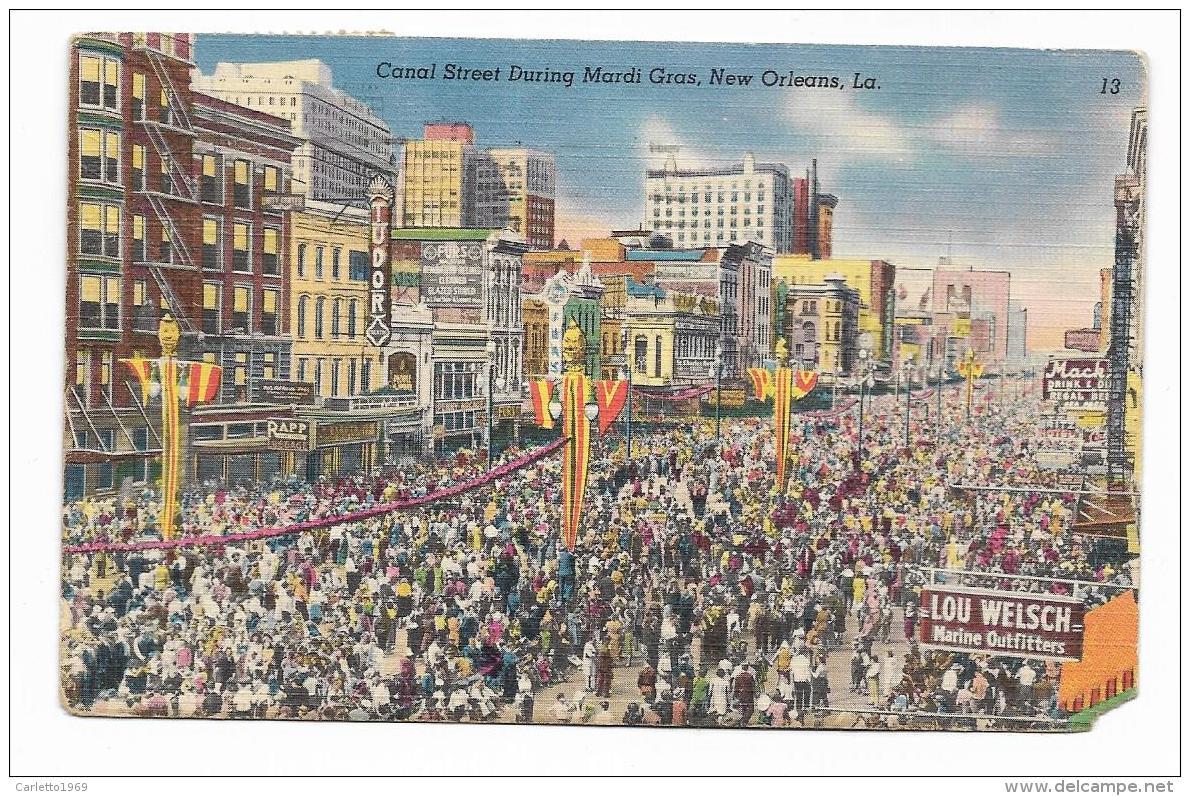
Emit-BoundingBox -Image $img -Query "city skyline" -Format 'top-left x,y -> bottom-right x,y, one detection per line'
197,35 -> 1145,350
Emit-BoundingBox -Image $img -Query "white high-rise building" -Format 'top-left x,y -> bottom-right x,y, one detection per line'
644,152 -> 793,253
193,59 -> 395,202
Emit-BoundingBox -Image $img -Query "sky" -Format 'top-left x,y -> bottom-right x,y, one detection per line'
197,35 -> 1145,351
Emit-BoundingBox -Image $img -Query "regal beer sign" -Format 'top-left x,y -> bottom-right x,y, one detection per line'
366,177 -> 394,347
918,585 -> 1085,662
1042,357 -> 1110,404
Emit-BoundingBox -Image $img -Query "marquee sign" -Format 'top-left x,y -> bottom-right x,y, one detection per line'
266,418 -> 312,452
367,178 -> 394,347
919,585 -> 1085,662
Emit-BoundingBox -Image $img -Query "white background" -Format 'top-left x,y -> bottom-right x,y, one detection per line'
4,7 -> 1181,785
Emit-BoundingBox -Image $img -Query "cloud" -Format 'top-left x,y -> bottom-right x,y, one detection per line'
928,103 -> 1057,157
786,90 -> 915,163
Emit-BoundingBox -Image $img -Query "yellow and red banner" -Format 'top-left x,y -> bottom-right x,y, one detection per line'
184,362 -> 222,406
529,379 -> 556,429
159,358 -> 181,540
559,371 -> 590,551
773,366 -> 793,493
792,369 -> 819,399
593,379 -> 628,435
747,367 -> 773,400
122,357 -> 155,405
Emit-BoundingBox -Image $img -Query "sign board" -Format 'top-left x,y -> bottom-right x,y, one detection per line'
266,418 -> 312,452
387,352 -> 417,393
317,420 -> 378,447
259,379 -> 315,406
1043,358 -> 1110,403
919,585 -> 1085,662
1064,328 -> 1102,352
261,193 -> 305,212
420,242 -> 484,307
496,404 -> 521,421
367,179 -> 394,347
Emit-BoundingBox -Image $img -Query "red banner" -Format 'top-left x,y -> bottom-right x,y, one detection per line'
792,369 -> 818,398
529,379 -> 555,429
593,379 -> 628,435
918,585 -> 1086,662
747,367 -> 772,400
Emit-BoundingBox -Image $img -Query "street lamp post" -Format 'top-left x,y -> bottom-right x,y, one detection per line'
485,340 -> 496,471
857,348 -> 869,459
936,364 -> 945,436
903,360 -> 913,449
620,327 -> 632,459
710,341 -> 723,453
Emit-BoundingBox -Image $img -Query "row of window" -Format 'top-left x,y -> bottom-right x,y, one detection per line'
294,244 -> 369,282
652,191 -> 768,204
433,362 -> 481,401
202,218 -> 281,274
294,295 -> 363,341
202,283 -> 282,335
295,356 -> 372,399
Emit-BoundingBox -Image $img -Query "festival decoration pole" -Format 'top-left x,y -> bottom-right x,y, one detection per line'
957,348 -> 983,419
772,338 -> 794,494
559,319 -> 592,551
156,314 -> 182,540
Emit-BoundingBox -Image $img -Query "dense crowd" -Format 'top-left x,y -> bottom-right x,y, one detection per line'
60,381 -> 1135,726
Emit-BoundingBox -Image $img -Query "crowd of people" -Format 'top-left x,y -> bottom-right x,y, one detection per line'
60,379 -> 1136,727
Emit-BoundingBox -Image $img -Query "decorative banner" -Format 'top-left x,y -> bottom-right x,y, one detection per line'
747,367 -> 773,400
593,379 -> 628,435
791,369 -> 819,399
773,365 -> 793,493
559,372 -> 590,551
529,379 -> 556,429
159,357 -> 180,541
184,362 -> 222,406
63,437 -> 568,554
123,357 -> 153,405
918,585 -> 1086,662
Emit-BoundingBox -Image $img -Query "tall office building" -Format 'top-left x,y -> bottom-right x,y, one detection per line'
644,152 -> 793,252
401,122 -> 477,228
792,159 -> 837,259
475,147 -> 556,249
192,59 -> 395,202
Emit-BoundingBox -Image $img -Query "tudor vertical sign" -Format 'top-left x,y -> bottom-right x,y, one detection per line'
366,177 -> 394,347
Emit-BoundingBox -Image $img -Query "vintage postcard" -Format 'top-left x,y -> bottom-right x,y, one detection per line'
61,33 -> 1145,730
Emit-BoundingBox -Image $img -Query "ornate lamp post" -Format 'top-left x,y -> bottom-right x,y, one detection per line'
957,348 -> 984,419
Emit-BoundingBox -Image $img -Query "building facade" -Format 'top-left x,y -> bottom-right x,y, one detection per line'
931,268 -> 1012,363
192,59 -> 395,203
780,276 -> 859,375
645,152 -> 793,252
476,148 -> 556,249
401,122 -> 476,228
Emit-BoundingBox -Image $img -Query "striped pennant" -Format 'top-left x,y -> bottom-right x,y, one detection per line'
593,379 -> 628,435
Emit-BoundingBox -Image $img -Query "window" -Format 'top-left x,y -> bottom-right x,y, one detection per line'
233,160 -> 251,209
159,155 -> 173,195
75,351 -> 89,388
79,54 -> 118,110
331,359 -> 341,396
158,88 -> 172,125
202,282 -> 221,334
232,222 -> 251,271
347,299 -> 358,338
132,72 -> 145,120
202,218 -> 222,270
297,358 -> 308,382
262,352 -> 276,380
79,128 -> 119,184
262,288 -> 280,335
296,243 -> 307,278
655,336 -> 663,377
234,353 -> 248,388
79,274 -> 120,330
634,336 -> 648,373
131,144 -> 145,190
314,296 -> 325,339
313,359 -> 323,395
262,228 -> 280,275
160,224 -> 174,264
131,215 -> 145,262
331,298 -> 342,339
348,359 -> 357,395
202,155 -> 222,203
361,358 -> 371,392
263,165 -> 279,194
79,203 -> 119,258
132,279 -> 155,331
232,286 -> 251,331
297,295 -> 308,338
331,247 -> 341,279
314,246 -> 324,279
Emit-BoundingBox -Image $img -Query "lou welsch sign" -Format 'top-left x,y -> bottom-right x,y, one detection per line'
918,586 -> 1085,661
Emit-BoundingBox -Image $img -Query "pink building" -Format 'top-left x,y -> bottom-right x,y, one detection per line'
931,269 -> 1011,362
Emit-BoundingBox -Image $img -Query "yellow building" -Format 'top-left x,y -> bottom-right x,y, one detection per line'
401,123 -> 476,228
290,201 -> 384,400
781,276 -> 860,375
773,255 -> 896,361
